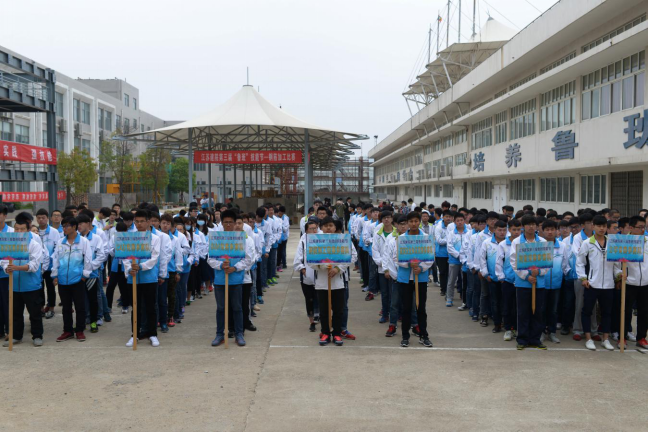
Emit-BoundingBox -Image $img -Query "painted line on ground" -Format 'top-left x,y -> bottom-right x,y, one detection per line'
269,344 -> 641,352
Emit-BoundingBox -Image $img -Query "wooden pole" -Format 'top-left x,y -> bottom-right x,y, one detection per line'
415,273 -> 419,310
531,282 -> 536,315
224,272 -> 229,349
327,265 -> 332,334
620,262 -> 627,353
8,259 -> 13,351
132,259 -> 137,351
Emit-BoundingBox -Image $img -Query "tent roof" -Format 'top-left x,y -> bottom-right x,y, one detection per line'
124,85 -> 367,168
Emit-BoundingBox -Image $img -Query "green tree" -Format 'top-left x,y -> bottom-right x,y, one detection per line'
140,147 -> 171,204
99,135 -> 138,206
58,148 -> 98,205
168,157 -> 196,203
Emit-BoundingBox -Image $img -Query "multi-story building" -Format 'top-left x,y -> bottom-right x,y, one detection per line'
370,0 -> 648,216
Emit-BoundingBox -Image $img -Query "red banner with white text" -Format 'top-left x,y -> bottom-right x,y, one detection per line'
0,140 -> 57,165
0,191 -> 66,202
194,151 -> 302,164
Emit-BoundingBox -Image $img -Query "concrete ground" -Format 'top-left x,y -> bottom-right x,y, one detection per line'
2,228 -> 647,431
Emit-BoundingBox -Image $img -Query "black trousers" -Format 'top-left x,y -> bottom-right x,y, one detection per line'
436,257 -> 449,293
277,240 -> 287,268
301,283 -> 316,317
86,279 -> 99,324
316,289 -> 345,336
106,270 -> 131,308
41,270 -> 56,308
189,265 -> 200,297
516,286 -> 546,346
60,281 -> 87,334
133,282 -> 157,338
229,283 -> 252,329
360,248 -> 369,286
400,280 -> 428,339
12,290 -> 44,340
625,284 -> 648,340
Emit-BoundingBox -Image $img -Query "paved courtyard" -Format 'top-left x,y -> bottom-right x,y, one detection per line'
2,229 -> 647,431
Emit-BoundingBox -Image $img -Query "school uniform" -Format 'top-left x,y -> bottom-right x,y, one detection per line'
571,230 -> 598,336
363,218 -> 380,294
38,225 -> 60,310
278,214 -> 290,269
434,221 -> 450,296
51,234 -> 94,334
383,232 -> 419,329
576,235 -> 615,335
393,231 -> 433,340
81,230 -> 106,326
614,235 -> 648,342
479,235 -> 504,325
373,223 -> 396,320
0,233 -> 44,342
152,227 -> 172,327
560,234 -> 579,331
229,230 -> 257,332
0,223 -> 14,336
293,233 -> 317,318
496,237 -> 517,331
106,236 -> 131,309
175,230 -> 192,321
543,240 -> 571,334
475,226 -> 493,318
164,229 -> 184,323
509,234 -> 549,346
465,228 -> 481,316
447,227 -> 470,304
124,233 -> 161,338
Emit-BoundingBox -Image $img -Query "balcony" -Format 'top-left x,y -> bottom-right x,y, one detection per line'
0,70 -> 49,112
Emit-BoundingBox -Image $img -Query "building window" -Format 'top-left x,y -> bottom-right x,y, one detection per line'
81,139 -> 91,153
510,179 -> 536,201
471,117 -> 492,150
105,111 -> 112,132
510,98 -> 536,140
414,186 -> 423,196
582,51 -> 645,120
74,137 -> 80,149
56,133 -> 64,152
442,134 -> 453,149
42,130 -> 47,147
454,129 -> 467,145
55,91 -> 64,117
424,145 -> 432,155
193,163 -> 206,171
494,110 -> 507,144
541,81 -> 576,131
582,15 -> 646,53
81,101 -> 90,125
509,72 -> 537,91
540,52 -> 576,75
116,115 -> 122,130
442,184 -> 453,198
471,181 -> 492,199
73,98 -> 80,122
434,185 -> 442,198
414,152 -> 423,165
433,140 -> 441,152
0,120 -> 11,141
454,152 -> 467,166
133,119 -> 138,130
133,98 -> 137,110
581,174 -> 607,205
15,125 -> 29,144
123,118 -> 130,132
98,108 -> 104,130
124,93 -> 130,107
540,177 -> 575,203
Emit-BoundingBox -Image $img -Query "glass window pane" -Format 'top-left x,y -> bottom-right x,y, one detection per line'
582,92 -> 591,120
591,88 -> 600,118
602,175 -> 607,204
623,76 -> 634,109
541,178 -> 546,201
557,178 -> 563,202
612,81 -> 622,113
594,176 -> 600,203
600,84 -> 610,116
636,72 -> 645,107
588,176 -> 594,203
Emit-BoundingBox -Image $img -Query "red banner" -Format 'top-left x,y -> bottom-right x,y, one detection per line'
194,151 -> 302,164
0,140 -> 57,165
0,191 -> 66,202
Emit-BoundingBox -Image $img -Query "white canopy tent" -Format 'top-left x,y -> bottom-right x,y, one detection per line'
122,85 -> 367,208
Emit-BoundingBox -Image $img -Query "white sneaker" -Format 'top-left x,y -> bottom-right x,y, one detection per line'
585,339 -> 596,350
556,323 -> 562,330
601,339 -> 614,351
457,303 -> 467,311
503,330 -> 512,341
627,332 -> 637,342
122,308 -> 128,314
253,305 -> 261,311
611,332 -> 619,341
540,333 -> 545,343
126,337 -> 135,347
190,296 -> 195,301
150,336 -> 160,347
549,333 -> 560,344
96,319 -> 104,326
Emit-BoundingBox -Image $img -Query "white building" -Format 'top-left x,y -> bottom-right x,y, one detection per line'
370,0 -> 648,216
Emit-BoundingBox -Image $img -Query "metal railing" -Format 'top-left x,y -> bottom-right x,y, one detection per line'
0,71 -> 49,102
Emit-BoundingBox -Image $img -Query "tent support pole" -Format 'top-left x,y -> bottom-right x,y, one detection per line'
188,128 -> 193,203
304,129 -> 312,211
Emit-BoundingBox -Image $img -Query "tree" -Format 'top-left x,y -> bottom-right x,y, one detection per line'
58,148 -> 98,205
168,157 -> 196,203
99,135 -> 138,207
140,147 -> 171,204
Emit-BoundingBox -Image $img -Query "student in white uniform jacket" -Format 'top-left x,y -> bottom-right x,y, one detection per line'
293,220 -> 320,332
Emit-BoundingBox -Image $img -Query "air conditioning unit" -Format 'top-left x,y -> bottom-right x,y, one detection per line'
57,119 -> 67,133
74,122 -> 81,138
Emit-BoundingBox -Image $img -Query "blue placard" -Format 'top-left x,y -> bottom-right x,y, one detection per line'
397,235 -> 435,264
115,231 -> 152,260
305,233 -> 352,265
209,231 -> 246,260
0,232 -> 30,260
607,234 -> 645,262
515,241 -> 553,270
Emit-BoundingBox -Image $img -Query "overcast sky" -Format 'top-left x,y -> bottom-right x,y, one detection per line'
4,0 -> 557,156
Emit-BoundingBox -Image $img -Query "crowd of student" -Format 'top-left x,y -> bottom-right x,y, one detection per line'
297,199 -> 648,351
0,200 -> 291,348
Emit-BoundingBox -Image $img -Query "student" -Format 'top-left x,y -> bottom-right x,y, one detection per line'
394,212 -> 434,347
509,215 -> 549,350
434,210 -> 452,297
420,210 -> 433,235
160,214 -> 184,328
149,213 -> 173,333
276,206 -> 289,271
467,214 -> 485,320
50,209 -> 63,234
479,220 -> 507,331
254,207 -> 271,302
293,220 -> 319,332
313,216 -> 355,346
35,209 -> 60,319
334,219 -> 356,341
123,210 -> 162,347
52,216 -> 93,342
106,222 -> 131,314
446,212 -> 470,308
362,206 -> 380,301
356,204 -> 371,290
246,212 -> 263,316
208,209 -> 254,347
541,220 -> 570,344
496,219 -> 521,341
372,211 -> 395,323
75,214 -> 106,334
266,205 -> 281,286
174,217 -> 192,323
571,213 -> 598,341
300,206 -> 315,236
475,212 -> 499,324
123,211 -> 137,233
576,215 -> 616,351
1,213 -> 44,347
616,216 -> 648,349
228,214 -> 258,336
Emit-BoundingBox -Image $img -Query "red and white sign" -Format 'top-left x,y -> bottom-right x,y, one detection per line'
0,140 -> 57,165
0,191 -> 66,202
194,151 -> 302,164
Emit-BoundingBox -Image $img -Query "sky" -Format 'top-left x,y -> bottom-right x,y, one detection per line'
3,0 -> 558,156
